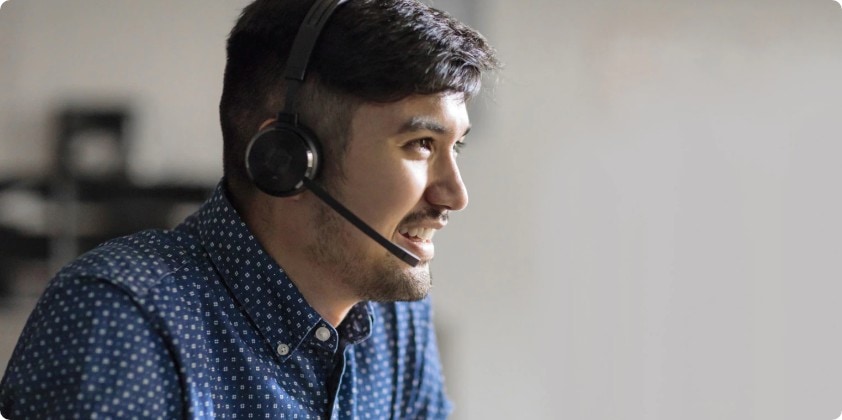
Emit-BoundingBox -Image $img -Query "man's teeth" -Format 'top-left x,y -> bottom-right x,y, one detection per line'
398,227 -> 436,241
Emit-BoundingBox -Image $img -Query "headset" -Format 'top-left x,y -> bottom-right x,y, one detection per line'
244,0 -> 421,267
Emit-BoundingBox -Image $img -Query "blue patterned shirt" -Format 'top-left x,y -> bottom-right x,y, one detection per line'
0,182 -> 452,419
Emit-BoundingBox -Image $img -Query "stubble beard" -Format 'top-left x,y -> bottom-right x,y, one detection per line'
304,196 -> 432,302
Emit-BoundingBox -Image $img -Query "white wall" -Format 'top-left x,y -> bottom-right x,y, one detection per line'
431,0 -> 842,419
3,1 -> 842,419
0,0 -> 250,183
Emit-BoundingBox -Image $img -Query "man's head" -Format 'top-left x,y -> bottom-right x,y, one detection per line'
219,0 -> 498,303
221,0 -> 497,195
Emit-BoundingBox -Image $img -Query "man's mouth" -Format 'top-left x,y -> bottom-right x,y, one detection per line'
398,226 -> 436,242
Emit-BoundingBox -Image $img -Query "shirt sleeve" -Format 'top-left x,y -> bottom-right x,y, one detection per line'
0,277 -> 182,419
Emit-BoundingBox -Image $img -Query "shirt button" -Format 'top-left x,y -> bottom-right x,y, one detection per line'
315,326 -> 331,342
277,343 -> 290,356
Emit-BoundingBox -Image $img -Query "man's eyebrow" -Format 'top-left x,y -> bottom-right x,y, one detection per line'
397,116 -> 471,137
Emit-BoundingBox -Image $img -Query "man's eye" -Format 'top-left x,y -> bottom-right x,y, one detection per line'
453,141 -> 466,156
408,138 -> 433,151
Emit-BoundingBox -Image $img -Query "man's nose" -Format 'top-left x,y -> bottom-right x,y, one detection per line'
424,155 -> 468,212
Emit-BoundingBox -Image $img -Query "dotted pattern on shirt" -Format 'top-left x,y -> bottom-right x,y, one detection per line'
0,181 -> 452,419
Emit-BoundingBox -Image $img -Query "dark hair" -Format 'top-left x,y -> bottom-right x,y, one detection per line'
220,0 -> 499,196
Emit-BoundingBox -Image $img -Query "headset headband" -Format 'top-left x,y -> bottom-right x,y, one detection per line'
283,0 -> 349,113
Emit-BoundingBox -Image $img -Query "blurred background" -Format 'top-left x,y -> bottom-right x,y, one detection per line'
2,0 -> 842,419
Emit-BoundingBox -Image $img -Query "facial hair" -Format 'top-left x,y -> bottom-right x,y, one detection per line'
304,192 -> 433,302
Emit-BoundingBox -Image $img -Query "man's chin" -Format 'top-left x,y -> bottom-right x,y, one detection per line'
359,258 -> 432,302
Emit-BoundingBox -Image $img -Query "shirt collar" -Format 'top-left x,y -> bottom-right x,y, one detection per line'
186,180 -> 373,361
339,302 -> 375,345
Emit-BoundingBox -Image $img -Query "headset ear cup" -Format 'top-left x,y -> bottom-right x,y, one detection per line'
245,122 -> 321,197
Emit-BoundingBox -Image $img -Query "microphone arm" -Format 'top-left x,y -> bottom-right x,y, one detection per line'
302,177 -> 421,267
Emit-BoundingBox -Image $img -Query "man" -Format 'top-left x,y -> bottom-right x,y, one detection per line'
0,0 -> 498,418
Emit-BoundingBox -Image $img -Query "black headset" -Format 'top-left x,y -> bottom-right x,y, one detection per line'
243,0 -> 421,267
245,0 -> 348,197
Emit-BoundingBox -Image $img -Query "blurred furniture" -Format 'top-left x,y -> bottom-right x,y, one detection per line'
0,107 -> 212,298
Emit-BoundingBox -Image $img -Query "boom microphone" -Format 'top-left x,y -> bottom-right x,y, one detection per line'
302,177 -> 421,267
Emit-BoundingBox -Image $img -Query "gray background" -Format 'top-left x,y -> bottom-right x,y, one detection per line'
2,0 -> 842,419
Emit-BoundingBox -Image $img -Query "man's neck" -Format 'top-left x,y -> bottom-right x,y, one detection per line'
241,195 -> 358,327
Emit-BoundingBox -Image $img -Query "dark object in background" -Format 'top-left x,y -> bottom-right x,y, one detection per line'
0,106 -> 211,300
56,108 -> 131,182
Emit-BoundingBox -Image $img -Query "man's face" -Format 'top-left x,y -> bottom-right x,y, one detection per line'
305,93 -> 471,302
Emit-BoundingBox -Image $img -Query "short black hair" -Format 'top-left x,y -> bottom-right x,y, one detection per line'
220,0 -> 499,195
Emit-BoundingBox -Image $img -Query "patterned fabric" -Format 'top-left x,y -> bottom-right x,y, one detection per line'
0,181 -> 452,419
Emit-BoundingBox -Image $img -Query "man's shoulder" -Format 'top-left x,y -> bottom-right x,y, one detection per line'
55,228 -> 202,298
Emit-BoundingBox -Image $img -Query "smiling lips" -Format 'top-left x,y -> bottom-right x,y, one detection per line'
398,226 -> 436,242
